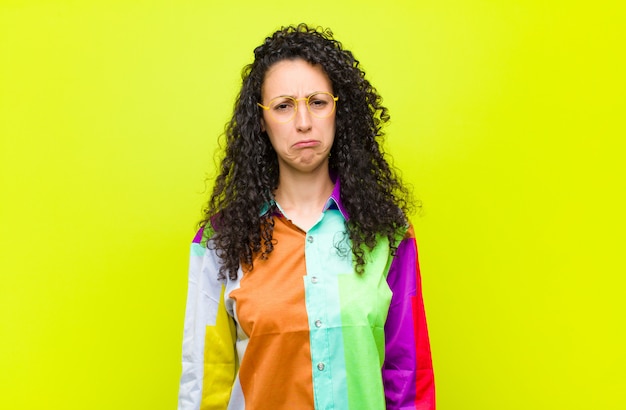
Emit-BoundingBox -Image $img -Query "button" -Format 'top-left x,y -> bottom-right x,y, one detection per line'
314,320 -> 322,328
311,276 -> 318,284
307,235 -> 314,243
317,362 -> 325,371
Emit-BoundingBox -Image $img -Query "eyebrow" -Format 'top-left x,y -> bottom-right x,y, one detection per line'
266,91 -> 332,100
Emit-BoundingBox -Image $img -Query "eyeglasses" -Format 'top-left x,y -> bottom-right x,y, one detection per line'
257,91 -> 338,123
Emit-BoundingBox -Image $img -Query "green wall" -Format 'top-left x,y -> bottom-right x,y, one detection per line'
1,0 -> 624,408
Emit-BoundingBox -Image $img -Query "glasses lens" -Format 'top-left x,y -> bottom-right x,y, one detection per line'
266,92 -> 337,123
268,97 -> 297,123
307,92 -> 336,118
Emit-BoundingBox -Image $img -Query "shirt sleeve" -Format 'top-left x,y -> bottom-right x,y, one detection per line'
382,225 -> 435,410
178,228 -> 237,410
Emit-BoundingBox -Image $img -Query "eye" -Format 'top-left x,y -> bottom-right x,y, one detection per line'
308,93 -> 334,112
271,98 -> 295,112
309,98 -> 329,109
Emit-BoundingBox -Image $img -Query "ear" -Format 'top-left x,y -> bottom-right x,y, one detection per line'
260,117 -> 266,132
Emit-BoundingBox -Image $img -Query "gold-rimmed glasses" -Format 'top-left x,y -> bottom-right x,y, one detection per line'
257,91 -> 338,123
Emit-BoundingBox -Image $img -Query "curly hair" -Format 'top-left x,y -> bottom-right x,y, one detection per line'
202,23 -> 412,280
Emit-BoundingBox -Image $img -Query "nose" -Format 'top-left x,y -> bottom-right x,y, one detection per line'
294,99 -> 312,132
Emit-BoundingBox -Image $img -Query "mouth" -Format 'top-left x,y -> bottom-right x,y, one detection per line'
292,140 -> 320,149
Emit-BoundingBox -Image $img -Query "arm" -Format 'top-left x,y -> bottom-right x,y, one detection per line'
178,228 -> 237,410
383,226 -> 435,410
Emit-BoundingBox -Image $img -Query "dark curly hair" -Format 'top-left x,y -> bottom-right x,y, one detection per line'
202,23 -> 412,280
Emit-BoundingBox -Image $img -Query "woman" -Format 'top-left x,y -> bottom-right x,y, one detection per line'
178,24 -> 435,410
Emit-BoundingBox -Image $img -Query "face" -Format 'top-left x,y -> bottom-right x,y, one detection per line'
260,58 -> 336,175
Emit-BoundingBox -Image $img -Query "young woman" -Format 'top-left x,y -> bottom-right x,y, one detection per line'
178,24 -> 435,410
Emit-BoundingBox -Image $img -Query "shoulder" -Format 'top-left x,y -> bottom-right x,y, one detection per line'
403,224 -> 416,241
391,223 -> 419,259
192,216 -> 220,247
192,226 -> 214,248
389,223 -> 415,247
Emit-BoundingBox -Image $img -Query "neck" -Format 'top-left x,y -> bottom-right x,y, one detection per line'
273,165 -> 334,231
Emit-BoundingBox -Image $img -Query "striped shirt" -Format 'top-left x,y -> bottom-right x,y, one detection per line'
178,179 -> 435,409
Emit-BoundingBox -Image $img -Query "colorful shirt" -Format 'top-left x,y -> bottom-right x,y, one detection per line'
178,179 -> 435,409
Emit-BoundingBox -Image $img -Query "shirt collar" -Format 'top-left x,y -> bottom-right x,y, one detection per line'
260,174 -> 349,221
323,175 -> 349,220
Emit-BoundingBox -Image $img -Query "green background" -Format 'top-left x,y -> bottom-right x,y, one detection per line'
1,0 -> 624,408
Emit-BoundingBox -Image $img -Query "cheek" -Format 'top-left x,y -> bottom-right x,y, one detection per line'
326,119 -> 337,138
265,125 -> 286,151
266,122 -> 289,139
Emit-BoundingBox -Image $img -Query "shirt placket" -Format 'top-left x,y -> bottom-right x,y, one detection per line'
304,227 -> 334,410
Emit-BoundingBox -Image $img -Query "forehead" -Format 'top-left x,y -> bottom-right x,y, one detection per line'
262,58 -> 332,97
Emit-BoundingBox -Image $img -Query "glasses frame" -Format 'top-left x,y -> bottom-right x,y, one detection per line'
257,91 -> 339,123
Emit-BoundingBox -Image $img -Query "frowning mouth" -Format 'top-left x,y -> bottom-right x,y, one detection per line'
292,140 -> 320,148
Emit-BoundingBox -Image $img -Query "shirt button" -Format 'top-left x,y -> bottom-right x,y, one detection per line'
317,362 -> 325,371
307,235 -> 314,243
314,320 -> 322,328
311,276 -> 318,284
